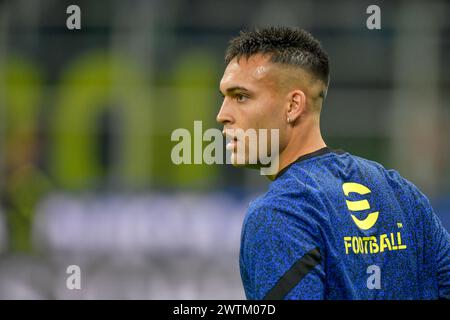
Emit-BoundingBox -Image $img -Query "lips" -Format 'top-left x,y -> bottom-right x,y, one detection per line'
226,137 -> 238,150
223,129 -> 238,151
223,130 -> 236,141
226,139 -> 237,151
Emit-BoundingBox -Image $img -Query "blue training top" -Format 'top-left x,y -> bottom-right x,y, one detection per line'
240,147 -> 450,299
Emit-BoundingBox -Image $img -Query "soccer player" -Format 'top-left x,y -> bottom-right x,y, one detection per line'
216,27 -> 450,299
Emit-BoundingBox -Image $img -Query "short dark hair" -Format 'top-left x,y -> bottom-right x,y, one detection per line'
225,27 -> 330,92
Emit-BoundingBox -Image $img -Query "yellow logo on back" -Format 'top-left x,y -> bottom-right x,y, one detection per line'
342,182 -> 379,230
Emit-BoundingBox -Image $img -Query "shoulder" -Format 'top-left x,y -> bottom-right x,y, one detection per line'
350,154 -> 434,216
250,172 -> 326,216
349,153 -> 428,195
243,183 -> 324,244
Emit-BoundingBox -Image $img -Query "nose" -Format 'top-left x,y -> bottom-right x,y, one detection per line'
216,99 -> 233,125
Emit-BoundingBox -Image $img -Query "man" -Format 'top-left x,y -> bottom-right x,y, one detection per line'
216,27 -> 450,299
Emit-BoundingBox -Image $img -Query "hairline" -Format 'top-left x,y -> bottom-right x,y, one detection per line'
229,53 -> 328,98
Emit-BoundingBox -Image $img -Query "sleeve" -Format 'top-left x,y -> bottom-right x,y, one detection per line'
239,200 -> 325,300
414,187 -> 450,299
430,208 -> 450,299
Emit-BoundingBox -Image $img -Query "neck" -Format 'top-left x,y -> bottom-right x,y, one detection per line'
267,118 -> 326,180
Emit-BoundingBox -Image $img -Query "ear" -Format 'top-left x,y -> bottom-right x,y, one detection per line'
286,90 -> 306,124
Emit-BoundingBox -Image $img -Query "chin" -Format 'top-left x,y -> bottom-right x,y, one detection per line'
230,153 -> 245,167
230,153 -> 260,170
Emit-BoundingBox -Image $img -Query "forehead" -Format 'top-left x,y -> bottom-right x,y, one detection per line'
220,54 -> 278,90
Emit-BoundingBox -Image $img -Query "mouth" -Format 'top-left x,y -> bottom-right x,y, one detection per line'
226,137 -> 238,151
223,129 -> 238,151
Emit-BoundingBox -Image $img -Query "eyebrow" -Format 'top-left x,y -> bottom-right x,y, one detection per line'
219,86 -> 251,96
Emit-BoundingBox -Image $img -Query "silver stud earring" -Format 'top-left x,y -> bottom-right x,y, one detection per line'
287,117 -> 291,124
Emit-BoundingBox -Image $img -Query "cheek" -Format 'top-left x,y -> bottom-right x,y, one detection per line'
241,96 -> 284,130
258,101 -> 285,129
263,113 -> 289,151
256,107 -> 287,151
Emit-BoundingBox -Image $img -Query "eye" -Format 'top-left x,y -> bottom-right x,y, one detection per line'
235,94 -> 248,102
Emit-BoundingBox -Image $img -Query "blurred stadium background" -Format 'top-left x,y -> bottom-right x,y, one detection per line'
0,0 -> 449,299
